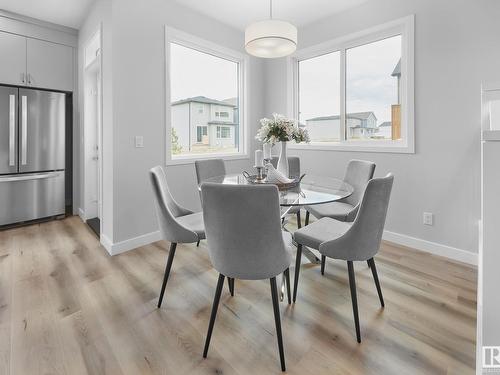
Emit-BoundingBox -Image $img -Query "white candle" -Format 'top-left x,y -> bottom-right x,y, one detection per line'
263,143 -> 272,160
255,150 -> 264,167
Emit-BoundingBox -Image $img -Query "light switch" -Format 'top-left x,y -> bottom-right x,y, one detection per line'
135,136 -> 144,148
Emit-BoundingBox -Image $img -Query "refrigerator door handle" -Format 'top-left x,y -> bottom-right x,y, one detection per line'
8,94 -> 15,166
21,95 -> 27,165
0,172 -> 61,183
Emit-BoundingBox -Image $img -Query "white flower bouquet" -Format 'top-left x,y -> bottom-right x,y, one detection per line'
256,113 -> 310,145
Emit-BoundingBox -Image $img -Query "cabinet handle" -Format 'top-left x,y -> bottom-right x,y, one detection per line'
21,73 -> 25,84
27,73 -> 32,85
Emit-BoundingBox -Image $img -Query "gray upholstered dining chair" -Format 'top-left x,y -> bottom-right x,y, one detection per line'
271,156 -> 303,227
306,159 -> 375,223
305,159 -> 375,273
150,166 -> 206,308
194,158 -> 226,247
200,182 -> 293,372
195,158 -> 226,186
293,173 -> 394,343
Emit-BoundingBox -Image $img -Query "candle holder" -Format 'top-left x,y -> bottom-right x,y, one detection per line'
254,165 -> 265,181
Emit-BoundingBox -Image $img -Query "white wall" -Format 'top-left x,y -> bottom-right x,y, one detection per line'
264,0 -> 500,257
78,0 -> 114,242
107,0 -> 263,247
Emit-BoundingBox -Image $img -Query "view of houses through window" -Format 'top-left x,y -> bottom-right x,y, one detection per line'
169,42 -> 240,157
298,35 -> 402,143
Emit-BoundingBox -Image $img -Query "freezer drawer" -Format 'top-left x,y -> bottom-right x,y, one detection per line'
0,171 -> 65,226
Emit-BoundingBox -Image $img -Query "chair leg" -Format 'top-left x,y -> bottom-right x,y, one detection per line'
347,261 -> 361,343
296,211 -> 302,229
321,255 -> 326,275
227,277 -> 235,297
368,258 -> 384,307
293,244 -> 303,303
203,273 -> 225,358
270,277 -> 286,372
197,240 -> 200,247
305,211 -> 310,226
157,242 -> 177,308
283,268 -> 291,304
367,260 -> 371,268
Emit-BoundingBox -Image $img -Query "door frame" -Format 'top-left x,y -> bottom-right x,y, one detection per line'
82,24 -> 103,236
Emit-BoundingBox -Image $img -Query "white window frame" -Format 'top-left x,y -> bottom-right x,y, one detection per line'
165,26 -> 249,165
287,15 -> 415,153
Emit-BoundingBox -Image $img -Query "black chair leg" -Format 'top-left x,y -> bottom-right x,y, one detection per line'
347,261 -> 361,343
305,211 -> 310,226
321,255 -> 326,275
296,211 -> 302,229
157,242 -> 177,308
293,244 -> 302,303
203,273 -> 225,358
227,277 -> 235,296
367,260 -> 371,268
283,268 -> 291,304
197,240 -> 200,247
270,277 -> 286,372
368,258 -> 384,307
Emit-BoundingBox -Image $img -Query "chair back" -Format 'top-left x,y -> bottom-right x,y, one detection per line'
150,166 -> 198,243
321,174 -> 393,261
201,182 -> 292,280
195,159 -> 226,185
343,160 -> 376,207
271,156 -> 300,178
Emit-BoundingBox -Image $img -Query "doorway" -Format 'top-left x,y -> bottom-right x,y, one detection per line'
83,27 -> 103,238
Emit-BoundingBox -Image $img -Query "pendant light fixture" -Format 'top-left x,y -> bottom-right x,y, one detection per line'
245,0 -> 297,58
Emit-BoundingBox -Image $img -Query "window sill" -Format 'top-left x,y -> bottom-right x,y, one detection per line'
288,141 -> 414,154
166,153 -> 249,166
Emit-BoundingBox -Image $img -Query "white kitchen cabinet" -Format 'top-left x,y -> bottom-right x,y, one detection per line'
0,32 -> 27,86
0,31 -> 73,91
27,38 -> 73,91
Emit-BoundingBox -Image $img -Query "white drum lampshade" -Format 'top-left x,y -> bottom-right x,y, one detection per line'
245,20 -> 297,58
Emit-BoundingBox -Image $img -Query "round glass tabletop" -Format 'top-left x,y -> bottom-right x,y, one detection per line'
199,174 -> 353,207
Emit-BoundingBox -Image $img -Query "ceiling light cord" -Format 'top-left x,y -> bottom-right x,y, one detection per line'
270,0 -> 273,19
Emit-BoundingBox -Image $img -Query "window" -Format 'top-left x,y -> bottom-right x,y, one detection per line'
217,126 -> 231,139
216,111 -> 229,118
166,27 -> 247,163
346,35 -> 401,141
298,51 -> 341,142
290,16 -> 414,153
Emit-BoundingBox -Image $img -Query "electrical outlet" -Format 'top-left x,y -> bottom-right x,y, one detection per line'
423,212 -> 433,226
135,136 -> 144,148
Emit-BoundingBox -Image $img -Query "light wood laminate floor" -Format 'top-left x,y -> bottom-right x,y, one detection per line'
0,216 -> 477,374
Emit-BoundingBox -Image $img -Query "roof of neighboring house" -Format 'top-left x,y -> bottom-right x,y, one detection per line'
208,121 -> 238,126
171,96 -> 237,107
222,97 -> 238,106
379,121 -> 392,127
392,59 -> 401,77
306,111 -> 377,122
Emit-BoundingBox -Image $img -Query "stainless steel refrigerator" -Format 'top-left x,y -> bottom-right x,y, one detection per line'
0,85 -> 65,226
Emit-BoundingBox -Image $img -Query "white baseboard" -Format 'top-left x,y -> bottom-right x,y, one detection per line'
100,231 -> 161,256
78,208 -> 85,221
383,230 -> 478,266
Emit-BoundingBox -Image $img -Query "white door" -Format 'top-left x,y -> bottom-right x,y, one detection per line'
0,32 -> 27,85
26,38 -> 73,91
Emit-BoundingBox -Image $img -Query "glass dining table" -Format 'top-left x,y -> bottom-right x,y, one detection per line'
199,173 -> 354,264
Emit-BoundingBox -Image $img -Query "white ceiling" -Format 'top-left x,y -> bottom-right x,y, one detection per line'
174,0 -> 370,30
0,0 -> 95,29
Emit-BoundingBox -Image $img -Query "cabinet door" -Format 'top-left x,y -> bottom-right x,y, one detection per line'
0,32 -> 27,85
27,38 -> 73,91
